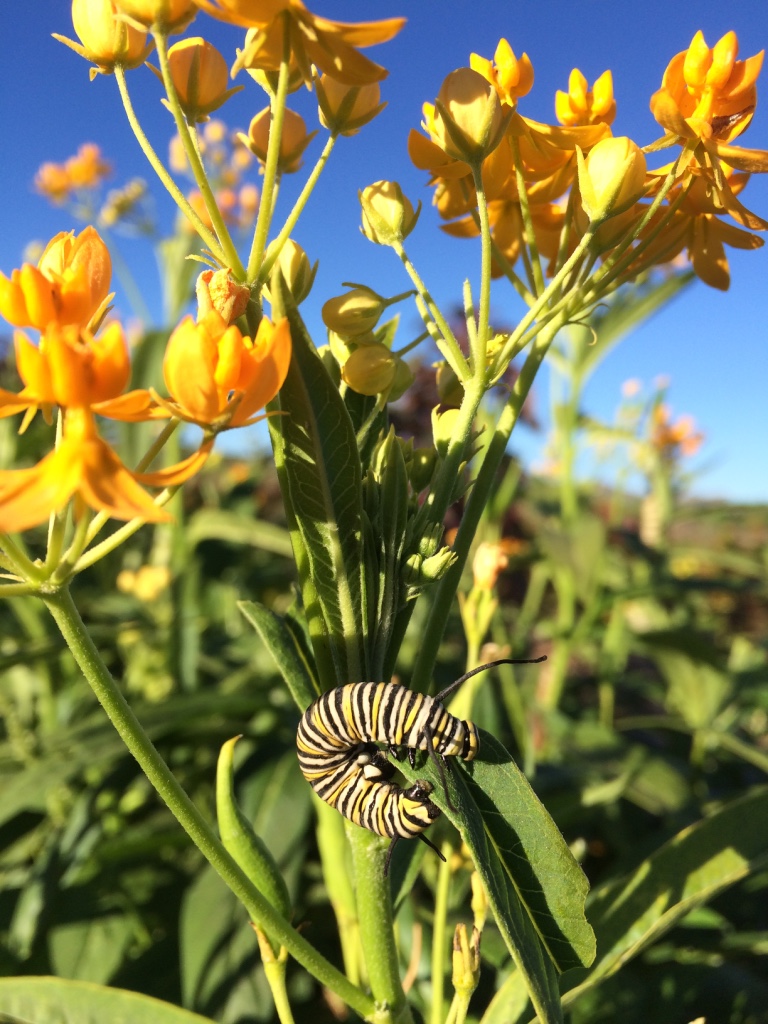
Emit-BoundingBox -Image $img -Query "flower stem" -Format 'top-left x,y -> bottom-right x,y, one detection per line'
42,586 -> 376,1022
348,825 -> 413,1024
256,134 -> 338,290
247,15 -> 292,283
430,843 -> 453,1024
114,65 -> 224,263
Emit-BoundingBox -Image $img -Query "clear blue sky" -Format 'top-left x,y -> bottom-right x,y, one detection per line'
1,2 -> 767,502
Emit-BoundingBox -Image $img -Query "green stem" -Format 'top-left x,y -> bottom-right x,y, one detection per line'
43,587 -> 376,1022
712,730 -> 768,775
411,320 -> 562,692
256,134 -> 338,290
393,243 -> 468,380
510,134 -> 544,297
0,533 -> 45,585
113,65 -> 223,262
247,16 -> 291,282
348,826 -> 413,1024
430,843 -> 453,1024
262,957 -> 297,1024
153,33 -> 244,277
471,163 -> 492,373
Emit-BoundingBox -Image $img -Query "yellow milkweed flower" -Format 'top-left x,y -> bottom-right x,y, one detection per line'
157,311 -> 292,430
55,0 -> 152,78
0,227 -> 112,332
555,69 -> 615,127
470,38 -> 534,106
166,38 -> 241,122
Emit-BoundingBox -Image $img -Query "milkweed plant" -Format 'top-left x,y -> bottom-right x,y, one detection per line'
0,3 -> 766,1023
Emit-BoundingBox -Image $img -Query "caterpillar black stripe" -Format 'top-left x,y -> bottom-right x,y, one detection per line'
296,657 -> 545,870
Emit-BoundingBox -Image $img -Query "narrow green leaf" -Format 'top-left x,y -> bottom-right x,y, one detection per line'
268,300 -> 366,687
186,509 -> 293,557
563,785 -> 768,1008
239,600 -> 319,711
0,977 -> 217,1024
216,737 -> 292,941
399,729 -> 596,1024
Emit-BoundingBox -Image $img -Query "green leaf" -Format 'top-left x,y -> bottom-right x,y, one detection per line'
268,300 -> 366,688
399,730 -> 595,1024
0,977 -> 216,1024
239,600 -> 318,711
186,509 -> 293,557
562,785 -> 768,1009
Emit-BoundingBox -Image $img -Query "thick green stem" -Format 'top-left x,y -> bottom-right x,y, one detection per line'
43,587 -> 376,1022
348,826 -> 413,1024
430,843 -> 453,1024
411,319 -> 563,692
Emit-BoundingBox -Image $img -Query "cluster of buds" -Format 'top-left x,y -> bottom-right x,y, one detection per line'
409,31 -> 767,290
322,285 -> 415,398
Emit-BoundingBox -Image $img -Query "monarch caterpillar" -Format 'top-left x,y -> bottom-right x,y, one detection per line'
296,657 -> 545,871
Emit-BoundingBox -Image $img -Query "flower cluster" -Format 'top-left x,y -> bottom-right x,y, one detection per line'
0,227 -> 291,534
409,31 -> 767,290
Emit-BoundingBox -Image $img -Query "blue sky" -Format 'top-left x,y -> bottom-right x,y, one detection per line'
1,1 -> 767,502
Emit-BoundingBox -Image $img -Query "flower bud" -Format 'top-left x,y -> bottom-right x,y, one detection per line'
452,924 -> 481,996
58,0 -> 151,77
408,447 -> 437,493
239,108 -> 317,174
388,357 -> 414,401
322,287 -> 385,337
167,38 -> 239,122
431,68 -> 505,164
432,406 -> 461,457
113,0 -> 196,32
360,181 -> 420,246
436,361 -> 464,407
264,239 -> 317,305
316,75 -> 386,136
341,342 -> 396,395
577,136 -> 647,223
196,268 -> 250,324
472,542 -> 509,591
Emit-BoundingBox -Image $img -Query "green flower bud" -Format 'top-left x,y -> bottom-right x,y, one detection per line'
577,136 -> 647,223
360,180 -> 420,246
264,238 -> 317,305
322,286 -> 385,336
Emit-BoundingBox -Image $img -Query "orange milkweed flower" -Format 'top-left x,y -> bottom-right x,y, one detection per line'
0,321 -> 160,428
651,403 -> 704,459
0,227 -> 112,332
158,310 -> 291,430
114,0 -> 197,32
651,30 -> 763,144
195,0 -> 405,86
65,143 -> 112,189
0,408 -> 172,532
316,75 -> 385,137
35,163 -> 75,205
